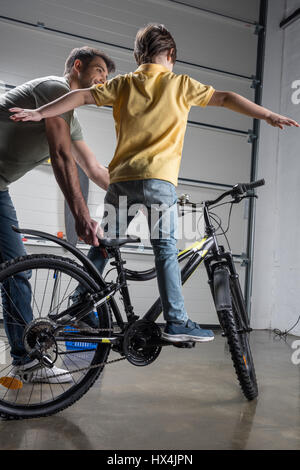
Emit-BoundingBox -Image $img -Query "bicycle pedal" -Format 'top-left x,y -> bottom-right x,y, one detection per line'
173,341 -> 196,348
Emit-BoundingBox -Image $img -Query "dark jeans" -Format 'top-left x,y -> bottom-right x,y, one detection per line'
0,190 -> 32,365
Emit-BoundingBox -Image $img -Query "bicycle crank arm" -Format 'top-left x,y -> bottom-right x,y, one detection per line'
146,337 -> 196,348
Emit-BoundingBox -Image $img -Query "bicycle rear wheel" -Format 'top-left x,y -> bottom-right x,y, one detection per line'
0,254 -> 111,419
221,281 -> 258,400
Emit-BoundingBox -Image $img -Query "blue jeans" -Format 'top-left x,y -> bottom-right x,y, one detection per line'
76,179 -> 188,324
0,190 -> 33,365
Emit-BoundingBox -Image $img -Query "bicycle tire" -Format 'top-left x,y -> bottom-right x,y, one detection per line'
220,282 -> 258,401
0,254 -> 111,420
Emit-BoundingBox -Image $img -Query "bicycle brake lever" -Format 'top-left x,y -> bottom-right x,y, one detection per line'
232,194 -> 258,204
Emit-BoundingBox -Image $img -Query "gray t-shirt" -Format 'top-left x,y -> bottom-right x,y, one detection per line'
0,76 -> 83,190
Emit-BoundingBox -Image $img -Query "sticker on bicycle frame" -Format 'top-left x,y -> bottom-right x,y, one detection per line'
179,238 -> 208,256
101,339 -> 111,343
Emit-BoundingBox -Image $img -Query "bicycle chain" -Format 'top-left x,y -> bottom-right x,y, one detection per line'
52,326 -> 127,378
53,355 -> 127,378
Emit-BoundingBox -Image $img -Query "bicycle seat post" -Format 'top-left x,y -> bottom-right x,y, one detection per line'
110,248 -> 139,323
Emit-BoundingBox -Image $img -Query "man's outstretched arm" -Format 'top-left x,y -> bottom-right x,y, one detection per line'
45,116 -> 100,246
207,91 -> 299,129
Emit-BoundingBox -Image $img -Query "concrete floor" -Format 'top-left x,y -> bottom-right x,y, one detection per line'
0,329 -> 299,450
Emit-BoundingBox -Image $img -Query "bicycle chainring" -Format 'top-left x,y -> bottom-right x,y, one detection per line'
122,320 -> 162,366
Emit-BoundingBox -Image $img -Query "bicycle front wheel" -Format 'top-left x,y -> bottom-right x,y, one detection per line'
221,281 -> 258,401
0,254 -> 111,419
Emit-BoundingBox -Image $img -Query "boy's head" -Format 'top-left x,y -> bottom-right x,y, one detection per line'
134,24 -> 177,67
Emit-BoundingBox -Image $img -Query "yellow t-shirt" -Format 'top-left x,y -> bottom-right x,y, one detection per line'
90,63 -> 215,186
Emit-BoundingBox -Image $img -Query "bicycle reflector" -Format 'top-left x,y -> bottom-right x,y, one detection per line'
0,376 -> 23,390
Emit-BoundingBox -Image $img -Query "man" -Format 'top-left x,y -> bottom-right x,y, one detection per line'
9,24 -> 299,344
0,46 -> 115,383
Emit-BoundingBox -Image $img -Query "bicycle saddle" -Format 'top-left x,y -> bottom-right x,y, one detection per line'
99,236 -> 141,248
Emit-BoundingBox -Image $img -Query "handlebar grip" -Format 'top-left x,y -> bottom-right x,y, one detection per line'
246,179 -> 265,190
237,179 -> 265,193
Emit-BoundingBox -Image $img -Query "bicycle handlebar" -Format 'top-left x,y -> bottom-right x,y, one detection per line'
178,179 -> 265,208
205,178 -> 265,207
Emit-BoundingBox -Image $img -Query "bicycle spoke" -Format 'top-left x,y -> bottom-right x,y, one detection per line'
39,269 -> 50,317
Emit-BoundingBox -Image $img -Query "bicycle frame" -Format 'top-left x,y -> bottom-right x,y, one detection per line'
12,198 -> 248,347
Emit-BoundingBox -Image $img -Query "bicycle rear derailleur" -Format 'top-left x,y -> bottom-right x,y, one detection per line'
23,318 -> 58,367
122,320 -> 162,366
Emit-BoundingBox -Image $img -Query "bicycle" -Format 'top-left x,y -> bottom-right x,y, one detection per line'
0,178 -> 264,419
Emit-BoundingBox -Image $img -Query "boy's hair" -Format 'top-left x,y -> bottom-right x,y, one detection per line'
64,46 -> 116,75
134,24 -> 177,65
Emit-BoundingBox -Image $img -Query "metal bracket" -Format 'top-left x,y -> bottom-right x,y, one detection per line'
247,130 -> 257,144
254,23 -> 264,35
240,253 -> 249,267
250,75 -> 261,89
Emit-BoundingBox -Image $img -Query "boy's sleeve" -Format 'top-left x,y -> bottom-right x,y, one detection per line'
90,76 -> 120,107
33,80 -> 74,127
183,76 -> 215,107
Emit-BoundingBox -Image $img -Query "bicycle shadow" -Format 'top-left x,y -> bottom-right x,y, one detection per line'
0,414 -> 95,450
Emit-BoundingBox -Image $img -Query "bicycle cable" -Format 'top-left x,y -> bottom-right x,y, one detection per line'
273,315 -> 300,339
104,266 -> 117,281
209,213 -> 231,251
219,202 -> 234,237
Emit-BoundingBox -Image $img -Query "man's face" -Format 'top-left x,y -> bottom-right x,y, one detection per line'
77,56 -> 109,88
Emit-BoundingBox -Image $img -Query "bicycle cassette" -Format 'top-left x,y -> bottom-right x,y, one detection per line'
122,320 -> 162,366
23,318 -> 58,364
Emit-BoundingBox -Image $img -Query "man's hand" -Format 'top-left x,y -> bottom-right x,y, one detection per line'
75,218 -> 103,247
264,112 -> 300,129
9,107 -> 43,122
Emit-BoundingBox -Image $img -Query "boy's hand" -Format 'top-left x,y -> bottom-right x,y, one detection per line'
265,112 -> 300,129
9,107 -> 43,122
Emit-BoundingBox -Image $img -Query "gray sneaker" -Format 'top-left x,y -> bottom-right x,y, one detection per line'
162,319 -> 214,343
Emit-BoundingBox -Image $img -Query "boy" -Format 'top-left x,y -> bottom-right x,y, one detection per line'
10,24 -> 299,343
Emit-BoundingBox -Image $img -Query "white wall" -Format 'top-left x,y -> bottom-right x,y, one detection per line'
251,0 -> 300,335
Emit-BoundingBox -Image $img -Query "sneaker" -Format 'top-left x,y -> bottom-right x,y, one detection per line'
0,359 -> 73,389
162,319 -> 214,343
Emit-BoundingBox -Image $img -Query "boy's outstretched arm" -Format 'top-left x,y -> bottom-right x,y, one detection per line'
207,91 -> 299,129
9,89 -> 96,122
